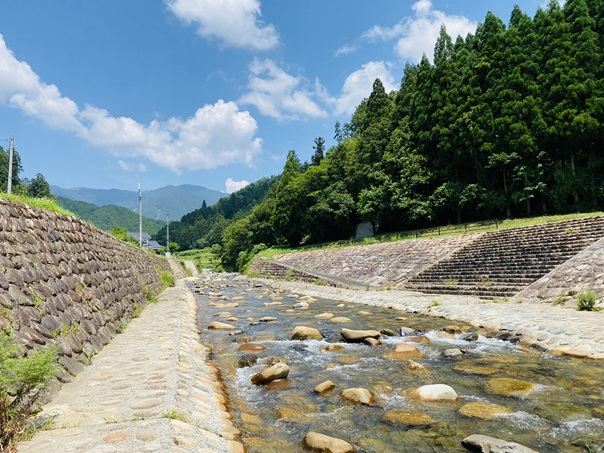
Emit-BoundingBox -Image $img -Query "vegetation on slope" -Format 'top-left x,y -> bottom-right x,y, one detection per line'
56,196 -> 164,235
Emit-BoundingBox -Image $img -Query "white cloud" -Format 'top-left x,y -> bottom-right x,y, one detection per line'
225,178 -> 249,193
363,0 -> 477,63
165,0 -> 279,51
332,61 -> 396,116
0,35 -> 262,173
334,44 -> 358,57
118,160 -> 147,172
239,58 -> 328,121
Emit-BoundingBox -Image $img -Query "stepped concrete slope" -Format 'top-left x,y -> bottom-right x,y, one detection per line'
407,216 -> 604,298
261,216 -> 604,300
273,235 -> 478,288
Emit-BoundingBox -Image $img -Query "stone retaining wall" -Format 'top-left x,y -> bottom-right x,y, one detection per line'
0,197 -> 171,384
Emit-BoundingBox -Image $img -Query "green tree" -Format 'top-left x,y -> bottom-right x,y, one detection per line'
26,173 -> 53,199
311,137 -> 325,166
0,146 -> 23,194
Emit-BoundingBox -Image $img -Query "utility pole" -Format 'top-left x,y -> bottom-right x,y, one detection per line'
7,136 -> 14,194
166,212 -> 170,258
138,182 -> 142,247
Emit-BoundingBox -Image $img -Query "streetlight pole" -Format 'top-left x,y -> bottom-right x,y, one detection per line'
138,182 -> 142,247
165,212 -> 170,258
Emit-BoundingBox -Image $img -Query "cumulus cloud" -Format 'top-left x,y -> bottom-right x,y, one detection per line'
0,35 -> 262,173
239,58 -> 328,121
165,0 -> 278,51
118,160 -> 147,172
332,61 -> 396,116
363,0 -> 477,62
225,178 -> 249,193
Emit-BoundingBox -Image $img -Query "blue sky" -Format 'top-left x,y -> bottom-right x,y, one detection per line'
0,0 -> 547,193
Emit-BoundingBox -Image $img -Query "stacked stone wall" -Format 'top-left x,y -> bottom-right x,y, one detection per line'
0,197 -> 171,382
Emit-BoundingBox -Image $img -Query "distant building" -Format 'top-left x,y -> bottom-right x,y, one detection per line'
127,232 -> 163,251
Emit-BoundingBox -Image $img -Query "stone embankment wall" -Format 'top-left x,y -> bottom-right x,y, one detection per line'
516,236 -> 604,301
0,197 -> 170,382
271,234 -> 480,288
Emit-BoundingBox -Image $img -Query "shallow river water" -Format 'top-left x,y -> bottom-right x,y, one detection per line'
193,274 -> 604,453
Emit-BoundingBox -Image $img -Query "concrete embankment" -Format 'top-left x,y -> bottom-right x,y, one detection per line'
18,278 -> 244,453
267,280 -> 604,360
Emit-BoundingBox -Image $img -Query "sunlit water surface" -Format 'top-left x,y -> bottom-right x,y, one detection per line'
193,275 -> 604,453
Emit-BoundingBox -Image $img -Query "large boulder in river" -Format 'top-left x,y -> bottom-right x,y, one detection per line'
485,378 -> 535,397
340,328 -> 381,343
461,434 -> 539,453
458,402 -> 513,420
251,362 -> 290,385
410,384 -> 458,402
384,343 -> 422,360
341,387 -> 375,405
291,326 -> 323,341
303,432 -> 354,453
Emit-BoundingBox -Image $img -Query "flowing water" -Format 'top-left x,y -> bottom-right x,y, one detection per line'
193,274 -> 604,452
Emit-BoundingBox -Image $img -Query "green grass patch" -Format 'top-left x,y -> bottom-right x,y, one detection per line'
0,194 -> 75,217
176,248 -> 222,272
160,271 -> 175,288
576,290 -> 600,311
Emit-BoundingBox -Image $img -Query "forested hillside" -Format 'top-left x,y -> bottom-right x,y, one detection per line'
155,176 -> 279,250
173,0 -> 604,271
56,196 -> 165,235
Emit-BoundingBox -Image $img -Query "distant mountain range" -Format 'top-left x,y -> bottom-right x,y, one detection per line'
51,184 -> 227,220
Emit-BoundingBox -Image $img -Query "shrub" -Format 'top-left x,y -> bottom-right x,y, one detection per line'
0,332 -> 57,450
576,290 -> 598,311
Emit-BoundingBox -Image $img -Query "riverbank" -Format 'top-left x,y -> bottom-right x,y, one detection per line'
266,279 -> 604,360
18,278 -> 243,453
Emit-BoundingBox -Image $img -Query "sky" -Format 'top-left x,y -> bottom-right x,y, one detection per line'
0,0 -> 548,193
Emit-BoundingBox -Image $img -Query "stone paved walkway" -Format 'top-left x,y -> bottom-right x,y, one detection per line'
18,279 -> 243,453
268,280 -> 604,360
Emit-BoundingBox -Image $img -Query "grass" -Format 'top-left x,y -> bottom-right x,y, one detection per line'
0,193 -> 75,217
161,409 -> 187,422
176,248 -> 222,272
160,270 -> 175,288
576,290 -> 601,311
255,212 -> 604,260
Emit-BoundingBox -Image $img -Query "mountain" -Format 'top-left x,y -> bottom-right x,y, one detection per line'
56,196 -> 165,235
51,184 -> 227,220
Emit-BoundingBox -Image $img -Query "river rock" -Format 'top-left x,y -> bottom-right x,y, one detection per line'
444,325 -> 462,334
407,360 -> 429,373
398,327 -> 415,336
251,362 -> 290,385
208,321 -> 236,330
384,343 -> 422,360
321,344 -> 344,352
406,336 -> 431,344
238,343 -> 266,353
299,296 -> 316,302
454,364 -> 499,375
303,432 -> 354,453
442,348 -> 464,358
259,317 -> 278,322
330,317 -> 352,324
364,338 -> 381,347
291,326 -> 323,341
383,410 -> 436,426
315,313 -> 334,320
293,301 -> 309,309
410,384 -> 458,402
459,402 -> 513,420
341,387 -> 375,405
380,328 -> 397,336
356,310 -> 372,316
340,328 -> 381,343
314,380 -> 336,394
485,378 -> 535,397
461,434 -> 539,453
214,312 -> 232,318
